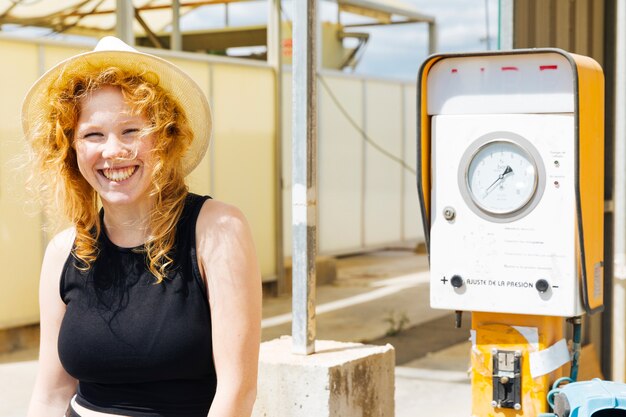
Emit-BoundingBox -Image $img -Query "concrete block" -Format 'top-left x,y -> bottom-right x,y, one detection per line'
253,337 -> 395,417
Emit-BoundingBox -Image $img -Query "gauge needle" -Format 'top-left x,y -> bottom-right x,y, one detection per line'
484,165 -> 514,196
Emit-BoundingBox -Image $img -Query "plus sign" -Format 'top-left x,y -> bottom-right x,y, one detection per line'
441,276 -> 448,285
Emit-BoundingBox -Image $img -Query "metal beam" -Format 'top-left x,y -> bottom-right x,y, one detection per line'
267,0 -> 286,295
66,0 -> 250,17
171,0 -> 182,51
116,0 -> 134,45
134,8 -> 163,48
292,0 -> 318,356
342,19 -> 424,28
134,26 -> 267,50
613,0 -> 626,383
338,0 -> 434,23
428,21 -> 437,54
498,0 -> 514,49
484,0 -> 491,50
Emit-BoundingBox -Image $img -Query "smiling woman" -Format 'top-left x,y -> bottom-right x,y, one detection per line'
21,37 -> 262,417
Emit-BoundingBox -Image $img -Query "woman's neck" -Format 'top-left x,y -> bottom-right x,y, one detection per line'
101,199 -> 153,248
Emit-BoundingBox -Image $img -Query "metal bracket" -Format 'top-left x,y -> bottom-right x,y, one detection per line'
492,349 -> 522,410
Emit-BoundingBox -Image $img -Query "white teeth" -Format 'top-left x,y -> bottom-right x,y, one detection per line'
102,166 -> 137,182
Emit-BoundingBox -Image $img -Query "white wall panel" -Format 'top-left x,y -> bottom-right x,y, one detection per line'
0,41 -> 44,328
282,72 -> 293,257
318,76 -> 364,253
212,64 -> 276,277
364,81 -> 403,246
403,85 -> 423,240
283,73 -> 424,259
170,58 -> 212,197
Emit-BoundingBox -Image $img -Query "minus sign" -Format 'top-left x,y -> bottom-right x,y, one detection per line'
552,285 -> 559,288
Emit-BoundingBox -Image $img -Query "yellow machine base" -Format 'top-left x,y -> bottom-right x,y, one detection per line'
471,312 -> 565,417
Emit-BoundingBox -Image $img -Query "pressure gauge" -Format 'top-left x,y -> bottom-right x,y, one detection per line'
467,141 -> 536,213
458,132 -> 546,222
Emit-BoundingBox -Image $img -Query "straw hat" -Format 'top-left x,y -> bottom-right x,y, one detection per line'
21,36 -> 212,176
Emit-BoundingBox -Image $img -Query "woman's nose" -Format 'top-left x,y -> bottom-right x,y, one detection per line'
101,133 -> 131,159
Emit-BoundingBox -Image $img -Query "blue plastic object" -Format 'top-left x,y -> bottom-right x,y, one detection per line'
542,379 -> 626,417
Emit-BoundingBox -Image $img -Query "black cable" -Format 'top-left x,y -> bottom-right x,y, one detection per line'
318,76 -> 417,175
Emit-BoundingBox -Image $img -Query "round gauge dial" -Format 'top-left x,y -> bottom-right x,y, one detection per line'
466,140 -> 538,215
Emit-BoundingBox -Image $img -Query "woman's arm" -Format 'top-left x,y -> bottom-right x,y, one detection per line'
196,201 -> 262,417
27,228 -> 78,417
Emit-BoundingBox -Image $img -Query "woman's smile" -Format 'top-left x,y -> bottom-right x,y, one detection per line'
100,166 -> 139,182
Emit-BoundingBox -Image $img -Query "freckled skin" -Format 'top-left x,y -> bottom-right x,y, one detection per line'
74,86 -> 155,211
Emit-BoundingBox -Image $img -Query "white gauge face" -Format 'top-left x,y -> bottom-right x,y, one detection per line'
466,141 -> 538,214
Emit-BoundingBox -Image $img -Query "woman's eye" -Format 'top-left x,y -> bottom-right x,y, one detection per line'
123,128 -> 140,135
83,132 -> 102,139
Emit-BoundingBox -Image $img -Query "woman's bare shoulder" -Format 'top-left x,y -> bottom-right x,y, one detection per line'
194,198 -> 260,306
41,227 -> 75,280
45,227 -> 76,259
195,198 -> 256,263
196,199 -> 249,235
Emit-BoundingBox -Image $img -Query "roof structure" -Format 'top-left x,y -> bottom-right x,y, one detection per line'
0,0 -> 433,35
0,0 -> 434,57
338,0 -> 435,24
0,0 -> 208,38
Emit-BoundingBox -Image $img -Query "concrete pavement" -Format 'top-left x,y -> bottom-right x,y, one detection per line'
0,360 -> 37,417
0,250 -> 471,416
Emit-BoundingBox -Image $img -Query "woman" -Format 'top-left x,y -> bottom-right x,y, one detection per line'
23,37 -> 261,417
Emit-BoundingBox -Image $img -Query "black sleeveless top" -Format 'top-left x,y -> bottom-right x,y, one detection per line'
58,193 -> 216,417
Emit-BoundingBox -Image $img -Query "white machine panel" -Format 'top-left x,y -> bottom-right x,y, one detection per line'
430,113 -> 582,316
427,53 -> 574,115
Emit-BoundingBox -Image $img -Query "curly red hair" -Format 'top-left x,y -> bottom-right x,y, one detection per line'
27,65 -> 194,283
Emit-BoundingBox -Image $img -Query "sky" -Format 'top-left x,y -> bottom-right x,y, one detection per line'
351,0 -> 501,79
179,0 -> 501,81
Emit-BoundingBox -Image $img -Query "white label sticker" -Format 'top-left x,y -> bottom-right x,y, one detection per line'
529,338 -> 570,378
512,326 -> 539,351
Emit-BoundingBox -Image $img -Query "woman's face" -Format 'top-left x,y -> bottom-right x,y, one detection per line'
74,85 -> 155,207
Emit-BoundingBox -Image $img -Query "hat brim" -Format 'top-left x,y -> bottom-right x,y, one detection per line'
22,48 -> 212,176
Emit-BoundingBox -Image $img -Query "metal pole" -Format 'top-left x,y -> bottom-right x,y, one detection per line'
115,0 -> 134,45
171,0 -> 182,51
498,0 -> 514,50
427,21 -> 437,54
268,0 -> 286,295
612,0 -> 626,383
292,0 -> 317,355
602,0 -> 618,382
484,0 -> 491,50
